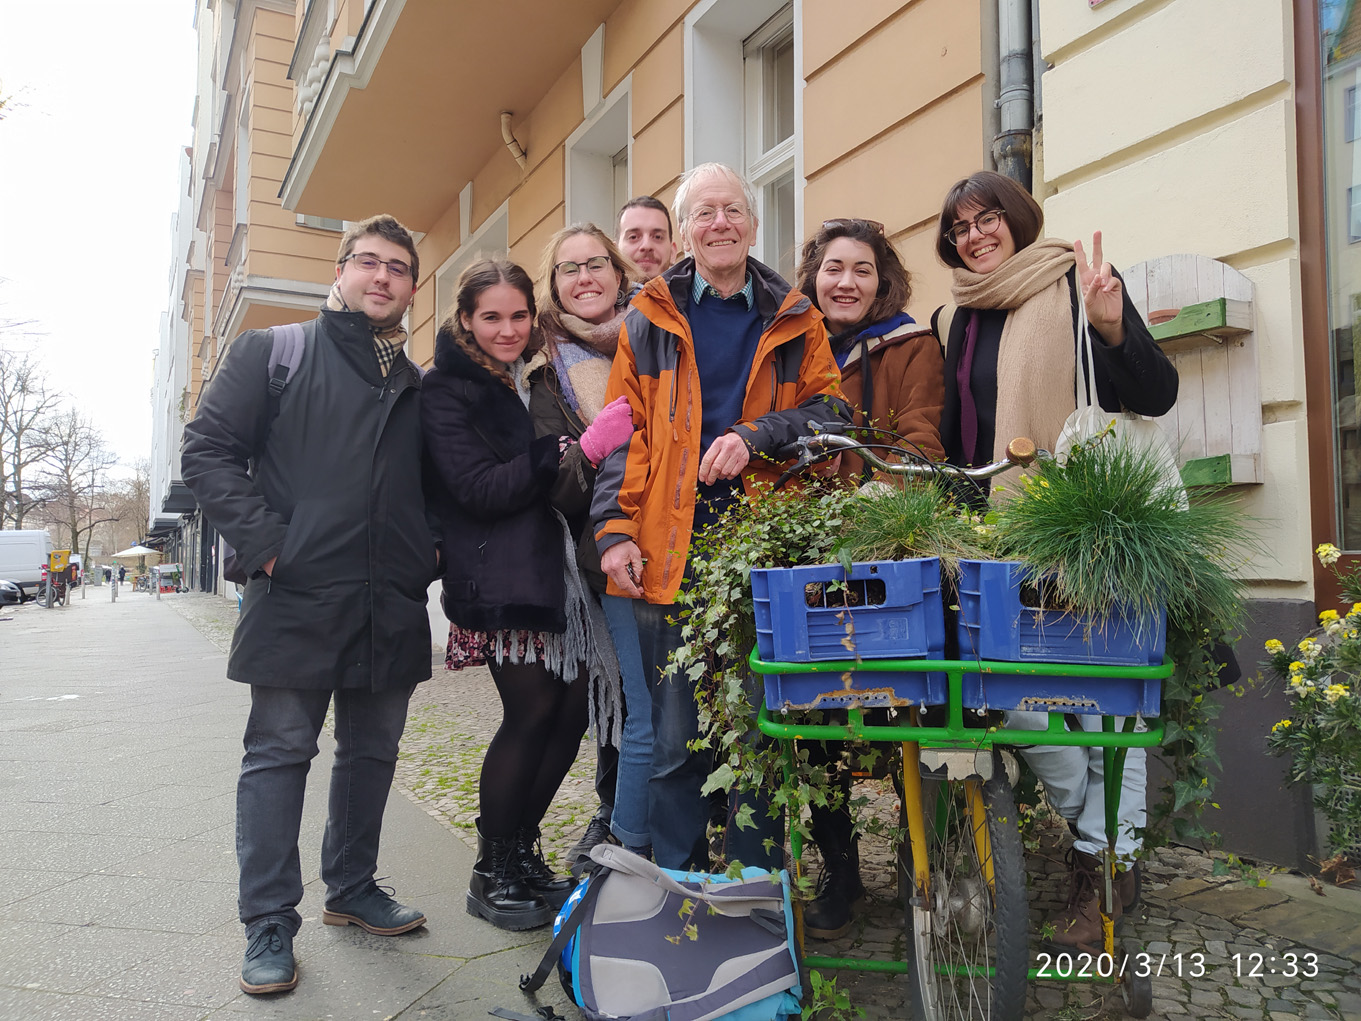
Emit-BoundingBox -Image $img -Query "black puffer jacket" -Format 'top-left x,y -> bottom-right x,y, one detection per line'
181,310 -> 438,691
422,331 -> 568,633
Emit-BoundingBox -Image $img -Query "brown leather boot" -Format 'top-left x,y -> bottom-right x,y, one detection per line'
1047,849 -> 1133,954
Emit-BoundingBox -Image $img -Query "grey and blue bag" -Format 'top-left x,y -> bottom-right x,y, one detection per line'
520,844 -> 802,1021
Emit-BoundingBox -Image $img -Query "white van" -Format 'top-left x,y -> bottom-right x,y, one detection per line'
0,529 -> 54,602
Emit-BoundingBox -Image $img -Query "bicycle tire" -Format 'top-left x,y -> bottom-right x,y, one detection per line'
900,759 -> 1029,1021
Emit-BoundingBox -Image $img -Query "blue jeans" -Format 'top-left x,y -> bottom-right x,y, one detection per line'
632,601 -> 782,871
236,684 -> 413,935
602,594 -> 651,848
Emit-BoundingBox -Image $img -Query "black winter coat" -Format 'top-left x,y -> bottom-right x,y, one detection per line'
181,310 -> 438,691
422,332 -> 568,633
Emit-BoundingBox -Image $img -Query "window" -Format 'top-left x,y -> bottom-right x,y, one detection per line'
566,88 -> 630,233
743,9 -> 796,278
685,0 -> 800,279
1320,4 -> 1361,545
434,206 -> 509,326
296,214 -> 345,232
234,99 -> 250,227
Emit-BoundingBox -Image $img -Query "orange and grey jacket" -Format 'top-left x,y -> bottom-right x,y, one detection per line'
591,256 -> 849,605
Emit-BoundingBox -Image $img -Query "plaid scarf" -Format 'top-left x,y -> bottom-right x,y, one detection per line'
327,281 -> 408,378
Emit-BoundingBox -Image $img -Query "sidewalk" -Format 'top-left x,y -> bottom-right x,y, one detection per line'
2,588 -> 1358,1020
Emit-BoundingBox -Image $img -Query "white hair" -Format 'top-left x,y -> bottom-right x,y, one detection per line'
672,163 -> 760,229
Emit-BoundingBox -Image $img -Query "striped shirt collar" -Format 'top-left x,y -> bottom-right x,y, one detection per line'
692,269 -> 755,310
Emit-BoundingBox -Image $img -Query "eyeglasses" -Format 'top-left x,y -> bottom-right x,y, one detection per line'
340,253 -> 412,279
688,204 -> 749,227
822,218 -> 885,235
943,209 -> 1005,246
554,255 -> 614,278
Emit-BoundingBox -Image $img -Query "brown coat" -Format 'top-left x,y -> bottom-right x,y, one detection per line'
835,321 -> 946,483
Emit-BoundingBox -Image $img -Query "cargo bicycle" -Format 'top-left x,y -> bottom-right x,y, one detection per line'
754,427 -> 1170,1020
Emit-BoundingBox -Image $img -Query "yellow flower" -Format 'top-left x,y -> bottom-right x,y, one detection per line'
1265,638 -> 1285,654
1289,661 -> 1305,673
1325,683 -> 1350,703
1039,479 -> 1050,488
1290,676 -> 1304,687
1317,543 -> 1342,566
1271,719 -> 1292,732
1352,602 -> 1361,617
1320,609 -> 1341,623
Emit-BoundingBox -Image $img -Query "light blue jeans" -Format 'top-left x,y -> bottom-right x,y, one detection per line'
602,594 -> 651,848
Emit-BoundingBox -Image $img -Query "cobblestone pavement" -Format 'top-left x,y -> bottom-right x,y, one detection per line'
169,592 -> 1361,1021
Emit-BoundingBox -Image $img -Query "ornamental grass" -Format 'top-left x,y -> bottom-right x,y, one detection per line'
990,433 -> 1255,634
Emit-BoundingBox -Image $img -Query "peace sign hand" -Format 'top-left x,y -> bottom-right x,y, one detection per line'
1074,231 -> 1125,347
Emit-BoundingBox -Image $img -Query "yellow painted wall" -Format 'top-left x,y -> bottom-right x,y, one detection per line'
801,0 -> 989,321
1036,0 -> 1306,595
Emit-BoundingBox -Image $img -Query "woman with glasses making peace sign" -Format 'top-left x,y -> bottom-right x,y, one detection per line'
932,170 -> 1178,955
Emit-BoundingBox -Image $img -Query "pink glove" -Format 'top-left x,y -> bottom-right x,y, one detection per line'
580,396 -> 634,466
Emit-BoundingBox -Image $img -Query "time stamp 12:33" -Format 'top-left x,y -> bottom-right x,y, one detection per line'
1035,950 -> 1321,979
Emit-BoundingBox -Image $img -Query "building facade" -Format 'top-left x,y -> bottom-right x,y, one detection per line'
152,0 -> 354,593
155,0 -> 1356,865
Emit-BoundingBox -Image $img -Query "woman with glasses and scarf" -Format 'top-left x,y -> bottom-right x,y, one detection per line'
527,224 -> 650,866
932,170 -> 1177,954
787,218 -> 946,940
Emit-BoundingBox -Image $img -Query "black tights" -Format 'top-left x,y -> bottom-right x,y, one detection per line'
480,657 -> 590,840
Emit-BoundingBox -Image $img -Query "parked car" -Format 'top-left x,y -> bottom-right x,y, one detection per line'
0,579 -> 22,606
0,530 -> 52,602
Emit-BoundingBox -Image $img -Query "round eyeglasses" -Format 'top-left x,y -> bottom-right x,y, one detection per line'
554,255 -> 613,277
689,204 -> 749,227
944,209 -> 1005,247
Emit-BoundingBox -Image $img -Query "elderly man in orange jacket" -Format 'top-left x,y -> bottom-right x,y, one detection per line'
591,162 -> 849,871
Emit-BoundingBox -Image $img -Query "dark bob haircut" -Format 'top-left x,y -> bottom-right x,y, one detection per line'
935,170 -> 1044,270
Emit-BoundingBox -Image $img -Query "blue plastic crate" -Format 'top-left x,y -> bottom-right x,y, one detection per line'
956,559 -> 1166,717
762,665 -> 947,712
752,559 -> 945,663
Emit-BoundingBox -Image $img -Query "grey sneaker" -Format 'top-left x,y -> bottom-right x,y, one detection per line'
323,882 -> 426,935
566,815 -> 617,878
240,923 -> 297,995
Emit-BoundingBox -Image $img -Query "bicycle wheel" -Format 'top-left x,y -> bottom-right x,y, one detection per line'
900,759 -> 1029,1021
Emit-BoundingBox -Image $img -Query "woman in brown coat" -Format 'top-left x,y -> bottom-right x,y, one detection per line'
794,217 -> 945,483
790,218 -> 946,939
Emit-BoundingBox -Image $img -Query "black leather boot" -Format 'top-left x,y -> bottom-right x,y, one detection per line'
801,800 -> 865,940
514,826 -> 577,910
466,819 -> 552,931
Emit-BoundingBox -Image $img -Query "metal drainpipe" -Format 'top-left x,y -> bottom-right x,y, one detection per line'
993,0 -> 1034,189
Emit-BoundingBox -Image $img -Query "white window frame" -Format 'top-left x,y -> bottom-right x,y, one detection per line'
684,0 -> 803,272
743,10 -> 796,278
565,78 -> 632,233
234,93 -> 251,227
434,200 -> 510,326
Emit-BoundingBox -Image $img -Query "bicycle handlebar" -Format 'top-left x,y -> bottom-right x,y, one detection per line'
772,422 -> 1042,489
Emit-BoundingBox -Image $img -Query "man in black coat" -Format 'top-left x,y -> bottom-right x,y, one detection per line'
182,215 -> 438,996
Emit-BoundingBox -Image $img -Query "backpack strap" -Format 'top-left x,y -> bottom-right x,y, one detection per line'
267,321 -> 307,401
518,868 -> 606,994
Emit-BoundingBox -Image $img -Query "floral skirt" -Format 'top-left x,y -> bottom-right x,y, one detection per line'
445,623 -> 546,671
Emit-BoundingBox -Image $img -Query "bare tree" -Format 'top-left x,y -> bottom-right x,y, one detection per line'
33,410 -> 118,556
0,346 -> 61,527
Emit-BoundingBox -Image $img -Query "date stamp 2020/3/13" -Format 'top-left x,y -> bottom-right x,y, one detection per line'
1035,950 -> 1321,980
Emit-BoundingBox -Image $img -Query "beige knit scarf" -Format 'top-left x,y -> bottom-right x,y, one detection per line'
949,238 -> 1077,467
327,281 -> 409,377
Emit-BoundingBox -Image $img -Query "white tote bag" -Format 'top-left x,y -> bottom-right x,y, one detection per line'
1054,301 -> 1187,510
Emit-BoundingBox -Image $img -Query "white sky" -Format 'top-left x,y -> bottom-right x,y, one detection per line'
0,1 -> 197,474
